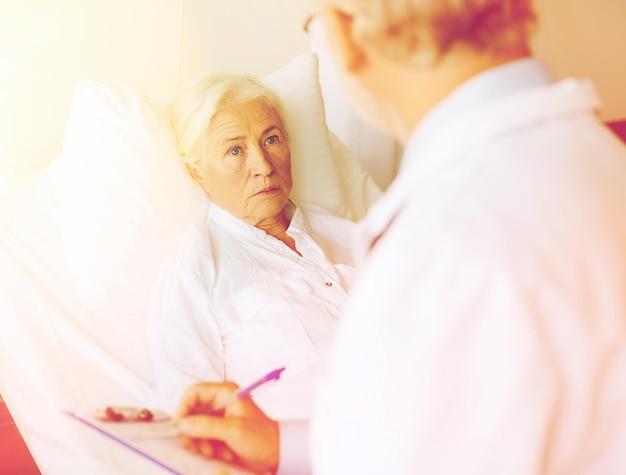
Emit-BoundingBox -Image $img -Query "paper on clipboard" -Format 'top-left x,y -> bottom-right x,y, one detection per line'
65,410 -> 252,475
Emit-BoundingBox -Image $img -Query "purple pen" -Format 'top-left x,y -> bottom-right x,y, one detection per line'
212,367 -> 286,412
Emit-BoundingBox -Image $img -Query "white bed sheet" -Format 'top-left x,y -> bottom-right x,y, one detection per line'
0,162 -> 165,474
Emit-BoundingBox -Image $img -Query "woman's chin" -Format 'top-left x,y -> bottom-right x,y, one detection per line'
249,199 -> 289,218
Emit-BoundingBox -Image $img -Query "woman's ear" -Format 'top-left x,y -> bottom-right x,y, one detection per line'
320,6 -> 367,73
187,164 -> 208,190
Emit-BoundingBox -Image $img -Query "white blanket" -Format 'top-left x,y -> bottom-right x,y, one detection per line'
0,163 -> 162,474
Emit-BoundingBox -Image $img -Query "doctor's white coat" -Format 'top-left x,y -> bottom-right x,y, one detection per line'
312,63 -> 626,475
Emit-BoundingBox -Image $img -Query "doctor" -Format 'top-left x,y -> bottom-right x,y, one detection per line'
173,0 -> 626,473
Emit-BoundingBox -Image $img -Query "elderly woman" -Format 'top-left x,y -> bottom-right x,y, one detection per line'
147,73 -> 356,421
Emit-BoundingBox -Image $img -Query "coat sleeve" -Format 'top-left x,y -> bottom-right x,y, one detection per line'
277,420 -> 311,475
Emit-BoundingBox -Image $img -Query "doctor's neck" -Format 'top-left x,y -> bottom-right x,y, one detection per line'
347,44 -> 532,145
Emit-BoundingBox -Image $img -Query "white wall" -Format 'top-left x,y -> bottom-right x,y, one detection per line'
533,0 -> 626,122
0,0 -> 310,173
2,0 -> 625,173
0,0 -> 181,172
177,0 -> 310,85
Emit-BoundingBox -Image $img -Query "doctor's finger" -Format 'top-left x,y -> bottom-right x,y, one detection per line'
214,440 -> 236,463
173,382 -> 240,422
195,439 -> 216,459
177,413 -> 248,447
191,438 -> 235,463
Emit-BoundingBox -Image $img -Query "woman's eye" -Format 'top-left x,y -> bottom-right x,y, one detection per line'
229,147 -> 241,157
265,135 -> 277,145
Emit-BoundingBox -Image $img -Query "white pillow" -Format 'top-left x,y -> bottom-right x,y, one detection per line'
59,52 -> 345,316
262,54 -> 343,211
329,131 -> 383,221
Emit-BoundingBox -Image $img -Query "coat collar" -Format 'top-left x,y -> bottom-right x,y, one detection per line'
358,66 -> 602,259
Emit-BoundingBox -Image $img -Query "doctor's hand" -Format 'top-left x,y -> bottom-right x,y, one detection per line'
173,382 -> 279,475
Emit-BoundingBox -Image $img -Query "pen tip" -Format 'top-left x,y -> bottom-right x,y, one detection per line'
270,367 -> 286,380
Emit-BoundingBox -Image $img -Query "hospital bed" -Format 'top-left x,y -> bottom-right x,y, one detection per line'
0,13 -> 401,474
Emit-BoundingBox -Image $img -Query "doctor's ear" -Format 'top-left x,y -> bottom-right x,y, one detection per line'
319,6 -> 367,73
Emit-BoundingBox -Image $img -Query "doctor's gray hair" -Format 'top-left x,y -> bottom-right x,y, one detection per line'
326,0 -> 537,66
169,74 -> 286,181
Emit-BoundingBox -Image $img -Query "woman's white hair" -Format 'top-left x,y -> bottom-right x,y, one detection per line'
327,0 -> 537,65
169,74 -> 286,179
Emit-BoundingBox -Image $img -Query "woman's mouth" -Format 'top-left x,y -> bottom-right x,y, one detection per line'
254,186 -> 279,196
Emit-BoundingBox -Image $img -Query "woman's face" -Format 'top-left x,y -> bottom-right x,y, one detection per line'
199,99 -> 293,228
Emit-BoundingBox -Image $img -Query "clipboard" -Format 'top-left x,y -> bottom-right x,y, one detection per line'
65,410 -> 251,475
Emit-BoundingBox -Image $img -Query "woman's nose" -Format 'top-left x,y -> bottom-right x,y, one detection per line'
249,146 -> 274,176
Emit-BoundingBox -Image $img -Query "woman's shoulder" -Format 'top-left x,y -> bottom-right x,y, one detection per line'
162,210 -> 215,272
